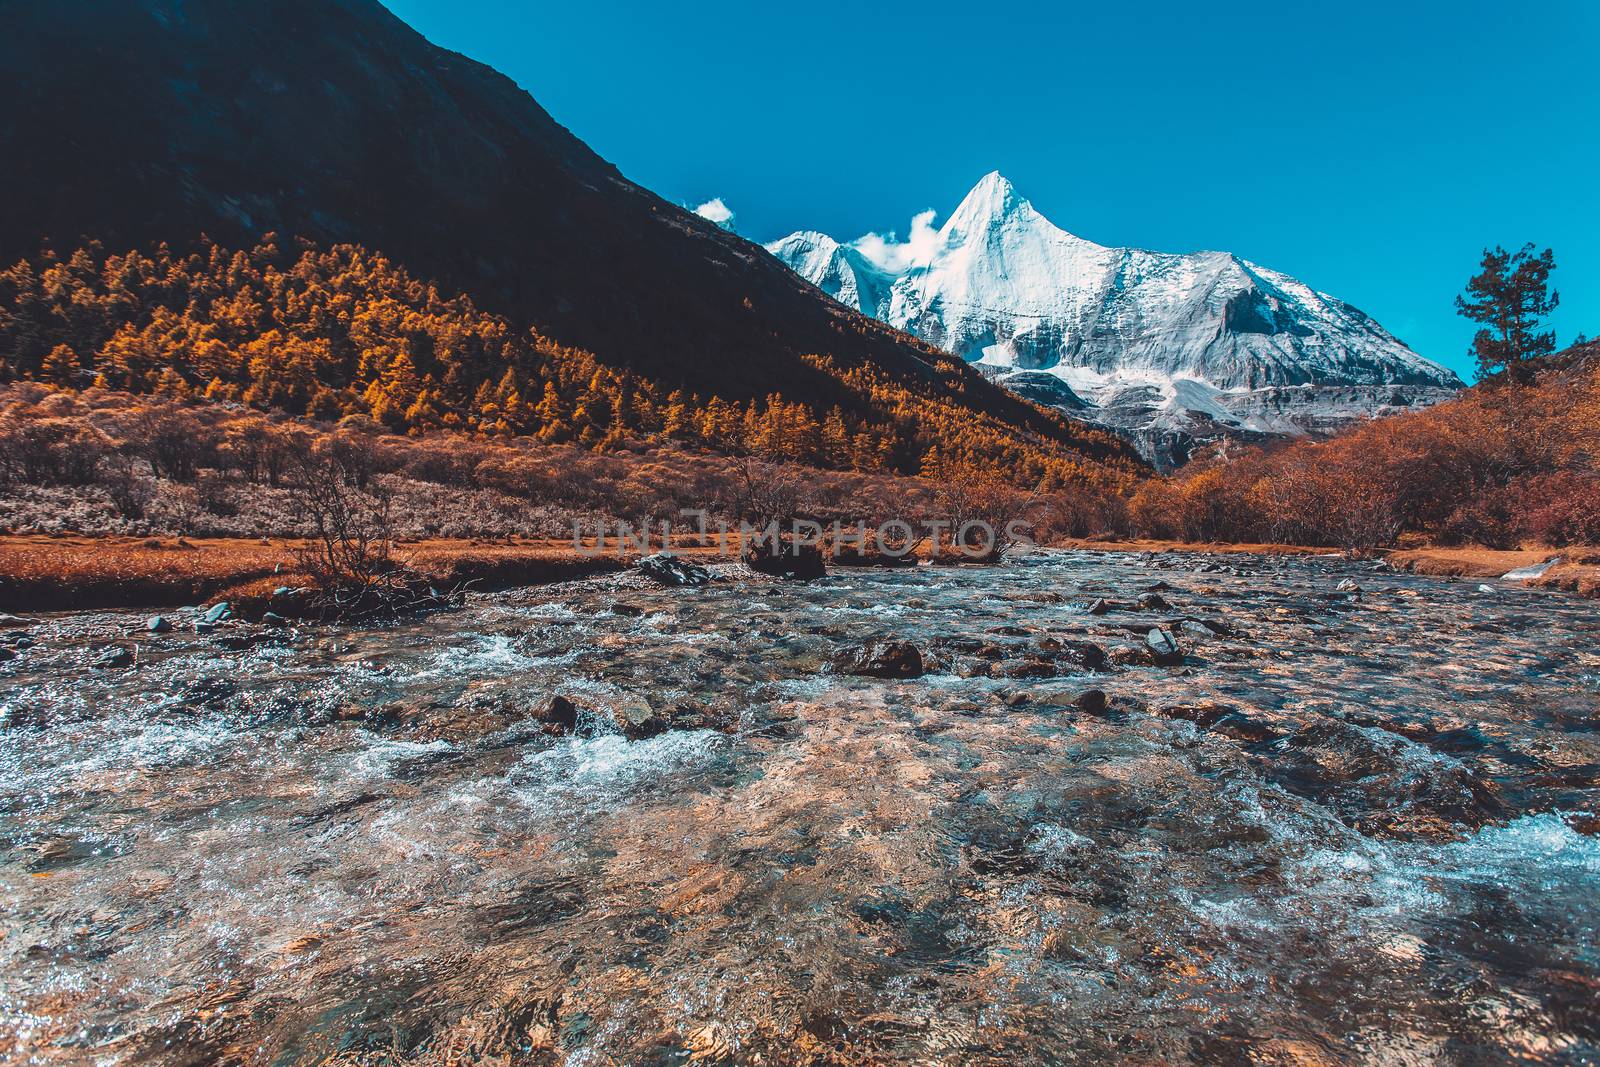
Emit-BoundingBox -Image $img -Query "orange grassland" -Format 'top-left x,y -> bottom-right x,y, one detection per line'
0,534 -> 738,614
3,535 -> 1596,616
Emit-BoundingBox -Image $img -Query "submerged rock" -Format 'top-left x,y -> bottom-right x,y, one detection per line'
1208,711 -> 1288,744
839,640 -> 924,679
636,553 -> 712,587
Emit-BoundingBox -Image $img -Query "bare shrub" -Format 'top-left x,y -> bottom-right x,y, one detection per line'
933,464 -> 1035,560
287,444 -> 410,612
726,458 -> 808,529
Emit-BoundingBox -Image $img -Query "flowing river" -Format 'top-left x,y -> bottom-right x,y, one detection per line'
2,550 -> 1598,1064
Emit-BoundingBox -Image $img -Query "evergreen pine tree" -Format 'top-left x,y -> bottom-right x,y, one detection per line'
1456,244 -> 1559,385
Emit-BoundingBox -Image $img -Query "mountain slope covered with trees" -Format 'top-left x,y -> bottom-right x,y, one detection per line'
0,238 -> 1140,487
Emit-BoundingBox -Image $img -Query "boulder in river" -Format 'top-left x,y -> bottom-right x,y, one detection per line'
993,657 -> 1059,679
0,646 -> 17,663
1040,638 -> 1108,671
1107,642 -> 1155,667
146,615 -> 173,634
535,695 -> 580,732
608,698 -> 671,740
1074,689 -> 1109,715
636,553 -> 712,587
1156,702 -> 1236,730
839,640 -> 924,679
93,645 -> 134,669
1137,592 -> 1172,611
203,602 -> 231,624
1084,598 -> 1111,616
1208,710 -> 1288,744
1144,627 -> 1184,666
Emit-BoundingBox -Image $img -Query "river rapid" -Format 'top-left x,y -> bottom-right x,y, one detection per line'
2,550 -> 1598,1065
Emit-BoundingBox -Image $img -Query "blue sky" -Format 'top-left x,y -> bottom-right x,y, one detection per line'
386,0 -> 1596,379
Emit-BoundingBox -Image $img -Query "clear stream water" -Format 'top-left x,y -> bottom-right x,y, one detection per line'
2,550 -> 1598,1065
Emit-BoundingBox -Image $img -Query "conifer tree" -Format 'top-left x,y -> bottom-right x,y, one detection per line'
39,343 -> 80,386
1456,244 -> 1559,385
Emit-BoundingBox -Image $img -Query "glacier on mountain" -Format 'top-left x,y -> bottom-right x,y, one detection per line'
767,172 -> 1461,466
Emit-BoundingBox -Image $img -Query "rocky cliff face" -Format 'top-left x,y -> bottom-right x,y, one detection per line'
771,172 -> 1462,466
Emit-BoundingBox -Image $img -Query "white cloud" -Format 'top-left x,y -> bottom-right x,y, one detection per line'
847,208 -> 939,273
693,197 -> 736,232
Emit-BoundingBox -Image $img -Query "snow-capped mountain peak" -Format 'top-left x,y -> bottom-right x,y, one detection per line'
942,171 -> 1028,233
767,173 -> 1461,467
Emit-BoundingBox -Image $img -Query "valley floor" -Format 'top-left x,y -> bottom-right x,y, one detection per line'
5,535 -> 1597,616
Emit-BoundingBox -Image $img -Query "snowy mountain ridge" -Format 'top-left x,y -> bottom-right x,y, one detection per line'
768,173 -> 1462,466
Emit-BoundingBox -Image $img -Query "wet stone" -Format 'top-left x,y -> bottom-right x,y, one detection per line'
1208,710 -> 1288,744
92,645 -> 133,669
1074,689 -> 1109,716
992,658 -> 1059,679
636,552 -> 712,587
839,640 -> 924,679
607,698 -> 670,740
535,695 -> 580,732
1144,627 -> 1184,666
